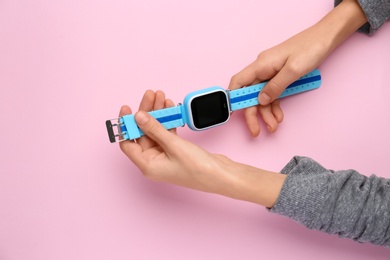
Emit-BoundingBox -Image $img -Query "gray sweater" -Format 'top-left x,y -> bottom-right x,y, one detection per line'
270,1 -> 390,248
271,156 -> 390,248
335,0 -> 390,35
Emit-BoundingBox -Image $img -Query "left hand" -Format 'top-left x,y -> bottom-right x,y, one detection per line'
119,90 -> 243,197
118,90 -> 286,207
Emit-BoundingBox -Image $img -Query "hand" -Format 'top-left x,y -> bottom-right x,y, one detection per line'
228,0 -> 367,137
228,27 -> 328,136
119,90 -> 286,207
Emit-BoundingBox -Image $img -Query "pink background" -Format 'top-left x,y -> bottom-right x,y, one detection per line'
1,0 -> 390,259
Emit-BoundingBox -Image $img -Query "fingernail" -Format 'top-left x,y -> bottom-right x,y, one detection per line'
135,111 -> 150,125
259,92 -> 271,105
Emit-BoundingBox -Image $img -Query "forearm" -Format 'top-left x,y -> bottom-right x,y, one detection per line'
317,0 -> 367,50
292,0 -> 367,61
220,161 -> 286,208
271,156 -> 390,248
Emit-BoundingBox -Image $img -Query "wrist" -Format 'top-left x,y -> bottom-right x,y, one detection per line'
221,161 -> 286,208
315,0 -> 367,52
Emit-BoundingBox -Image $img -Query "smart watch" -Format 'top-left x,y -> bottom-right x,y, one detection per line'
106,69 -> 321,143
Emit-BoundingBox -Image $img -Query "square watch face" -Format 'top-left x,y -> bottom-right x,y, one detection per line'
190,90 -> 230,129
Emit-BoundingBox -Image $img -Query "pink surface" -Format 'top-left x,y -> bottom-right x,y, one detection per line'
1,0 -> 390,259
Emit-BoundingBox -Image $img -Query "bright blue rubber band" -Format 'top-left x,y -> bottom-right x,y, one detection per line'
108,69 -> 321,142
120,105 -> 185,141
229,69 -> 321,111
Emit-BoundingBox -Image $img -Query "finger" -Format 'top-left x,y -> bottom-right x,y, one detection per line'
139,90 -> 156,111
228,63 -> 259,90
250,79 -> 261,86
165,98 -> 177,135
119,105 -> 132,117
271,100 -> 284,123
119,137 -> 145,168
134,110 -> 177,151
258,105 -> 279,133
244,106 -> 260,137
138,90 -> 157,149
118,105 -> 133,142
165,98 -> 175,108
258,66 -> 301,105
154,90 -> 166,111
118,106 -> 145,167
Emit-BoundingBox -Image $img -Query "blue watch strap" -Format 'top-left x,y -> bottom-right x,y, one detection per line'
106,105 -> 185,142
229,69 -> 321,111
106,69 -> 321,143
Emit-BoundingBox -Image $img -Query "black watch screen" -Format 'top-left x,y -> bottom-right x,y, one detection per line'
190,91 -> 230,129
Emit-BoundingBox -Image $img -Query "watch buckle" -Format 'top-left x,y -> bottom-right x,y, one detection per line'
105,118 -> 127,143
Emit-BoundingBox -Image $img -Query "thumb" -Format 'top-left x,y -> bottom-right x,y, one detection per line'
259,68 -> 300,105
135,110 -> 176,149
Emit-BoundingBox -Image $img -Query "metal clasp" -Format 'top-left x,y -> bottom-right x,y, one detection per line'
105,118 -> 127,143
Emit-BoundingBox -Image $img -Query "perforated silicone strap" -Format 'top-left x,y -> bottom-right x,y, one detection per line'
229,69 -> 321,111
120,105 -> 185,141
106,69 -> 321,142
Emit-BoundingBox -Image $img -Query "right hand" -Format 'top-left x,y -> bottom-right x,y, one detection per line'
228,0 -> 368,137
228,23 -> 332,136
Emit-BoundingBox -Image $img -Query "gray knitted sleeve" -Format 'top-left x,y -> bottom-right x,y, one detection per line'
270,156 -> 390,248
334,0 -> 390,35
